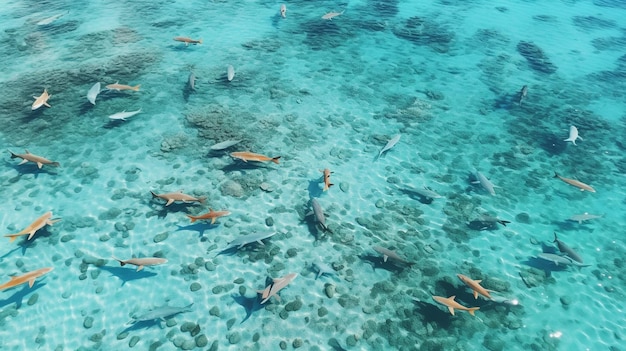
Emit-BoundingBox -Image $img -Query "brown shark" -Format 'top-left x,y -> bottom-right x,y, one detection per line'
32,88 -> 51,110
186,209 -> 231,224
9,149 -> 60,169
4,212 -> 61,242
457,274 -> 493,300
554,172 -> 595,192
320,168 -> 334,191
432,295 -> 480,316
112,257 -> 168,271
150,191 -> 206,206
106,82 -> 140,91
0,267 -> 53,291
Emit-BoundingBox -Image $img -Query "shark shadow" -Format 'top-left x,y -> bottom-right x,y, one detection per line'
6,162 -> 59,178
103,119 -> 131,129
0,280 -> 47,309
118,318 -> 168,334
398,187 -> 434,204
358,254 -> 407,272
307,179 -> 324,199
412,300 -> 454,329
153,202 -> 198,219
221,160 -> 273,173
98,266 -> 157,286
14,226 -> 56,255
232,293 -> 264,324
0,246 -> 21,260
175,223 -> 219,237
521,256 -> 568,274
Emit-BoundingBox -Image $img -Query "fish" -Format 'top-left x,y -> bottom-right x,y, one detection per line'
467,214 -> 510,230
552,232 -> 583,263
280,4 -> 287,18
186,209 -> 231,224
554,172 -> 595,192
109,108 -> 142,121
227,65 -> 235,82
86,82 -> 101,105
0,267 -> 53,291
536,253 -> 590,267
112,256 -> 168,271
306,198 -> 329,233
130,303 -> 193,323
377,134 -> 401,159
411,186 -> 442,199
150,191 -> 206,207
173,36 -> 202,46
4,211 -> 61,242
37,12 -> 66,26
563,126 -> 582,145
257,273 -> 298,304
320,168 -> 334,191
373,246 -> 413,265
518,85 -> 528,106
224,232 -> 278,250
9,149 -> 60,169
568,212 -> 603,224
322,10 -> 344,20
187,71 -> 196,91
474,170 -> 496,195
32,88 -> 51,110
105,82 -> 140,91
230,152 -> 281,164
432,295 -> 479,316
210,140 -> 241,151
312,259 -> 335,280
457,274 -> 493,300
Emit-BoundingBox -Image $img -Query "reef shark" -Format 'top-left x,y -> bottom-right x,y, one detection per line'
536,253 -> 590,267
306,198 -> 329,233
373,246 -> 413,266
432,295 -> 479,316
457,274 -> 493,300
186,209 -> 231,224
112,256 -> 168,271
150,191 -> 206,206
312,259 -> 336,280
224,232 -> 278,250
4,211 -> 61,242
86,82 -> 101,105
377,134 -> 401,159
474,170 -> 496,195
552,232 -> 583,263
0,267 -> 53,291
9,149 -> 60,169
554,172 -> 595,192
563,126 -> 582,145
257,273 -> 298,304
32,88 -> 51,110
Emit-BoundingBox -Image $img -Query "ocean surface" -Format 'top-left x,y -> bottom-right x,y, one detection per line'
0,0 -> 625,350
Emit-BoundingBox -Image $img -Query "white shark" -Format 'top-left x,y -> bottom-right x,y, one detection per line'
210,140 -> 241,151
109,108 -> 142,121
563,126 -> 582,145
474,170 -> 496,195
86,82 -> 101,105
227,65 -> 235,82
377,134 -> 401,159
257,273 -> 297,304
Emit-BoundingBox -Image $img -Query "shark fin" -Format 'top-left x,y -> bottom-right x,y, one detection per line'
27,231 -> 37,240
28,278 -> 36,288
166,199 -> 174,206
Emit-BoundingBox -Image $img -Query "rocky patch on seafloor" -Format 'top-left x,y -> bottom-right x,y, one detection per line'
516,41 -> 558,74
299,18 -> 359,50
184,104 -> 254,145
374,96 -> 435,126
572,15 -> 617,31
392,16 -> 455,53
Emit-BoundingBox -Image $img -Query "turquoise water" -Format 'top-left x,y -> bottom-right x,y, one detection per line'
1,0 -> 625,350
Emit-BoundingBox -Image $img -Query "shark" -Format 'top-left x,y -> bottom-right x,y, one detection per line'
0,267 -> 53,291
227,65 -> 235,82
568,212 -> 603,224
86,82 -> 101,105
129,303 -> 193,324
150,191 -> 206,206
257,273 -> 298,304
554,172 -> 595,192
280,4 -> 287,18
457,274 -> 493,300
112,256 -> 168,271
563,126 -> 582,145
373,246 -> 413,266
4,212 -> 61,242
432,295 -> 479,316
377,134 -> 401,159
9,149 -> 60,169
306,198 -> 329,233
552,232 -> 583,263
320,168 -> 334,191
106,82 -> 140,91
224,232 -> 278,250
109,108 -> 142,121
518,85 -> 528,106
32,88 -> 51,110
536,253 -> 590,267
474,170 -> 496,195
312,259 -> 336,280
322,10 -> 345,20
230,152 -> 280,164
210,140 -> 241,151
186,209 -> 231,224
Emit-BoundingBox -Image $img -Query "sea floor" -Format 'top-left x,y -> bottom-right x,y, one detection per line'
0,0 -> 625,350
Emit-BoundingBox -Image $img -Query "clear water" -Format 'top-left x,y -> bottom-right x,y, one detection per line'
1,0 -> 625,350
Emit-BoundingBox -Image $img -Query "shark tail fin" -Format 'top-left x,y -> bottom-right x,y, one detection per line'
8,150 -> 18,159
271,156 -> 281,164
468,307 -> 480,316
553,172 -> 559,178
5,234 -> 18,242
552,232 -> 559,243
150,191 -> 158,199
112,256 -> 125,266
132,85 -> 141,91
198,197 -> 207,204
498,220 -> 511,226
187,215 -> 197,223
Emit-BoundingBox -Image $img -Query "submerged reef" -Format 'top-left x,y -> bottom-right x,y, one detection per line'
393,16 -> 455,53
516,41 -> 557,74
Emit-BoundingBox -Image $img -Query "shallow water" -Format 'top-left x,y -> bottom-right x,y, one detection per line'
1,0 -> 625,350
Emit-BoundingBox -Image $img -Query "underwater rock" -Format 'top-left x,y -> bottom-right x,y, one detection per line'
318,307 -> 328,317
483,334 -> 505,351
516,41 -> 557,74
265,217 -> 274,227
129,336 -> 140,347
279,341 -> 287,350
190,282 -> 201,292
195,335 -> 208,347
27,293 -> 39,306
324,283 -> 335,298
393,16 -> 455,52
228,332 -> 241,344
220,180 -> 244,198
293,338 -> 303,348
153,232 -> 168,243
209,306 -> 220,317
